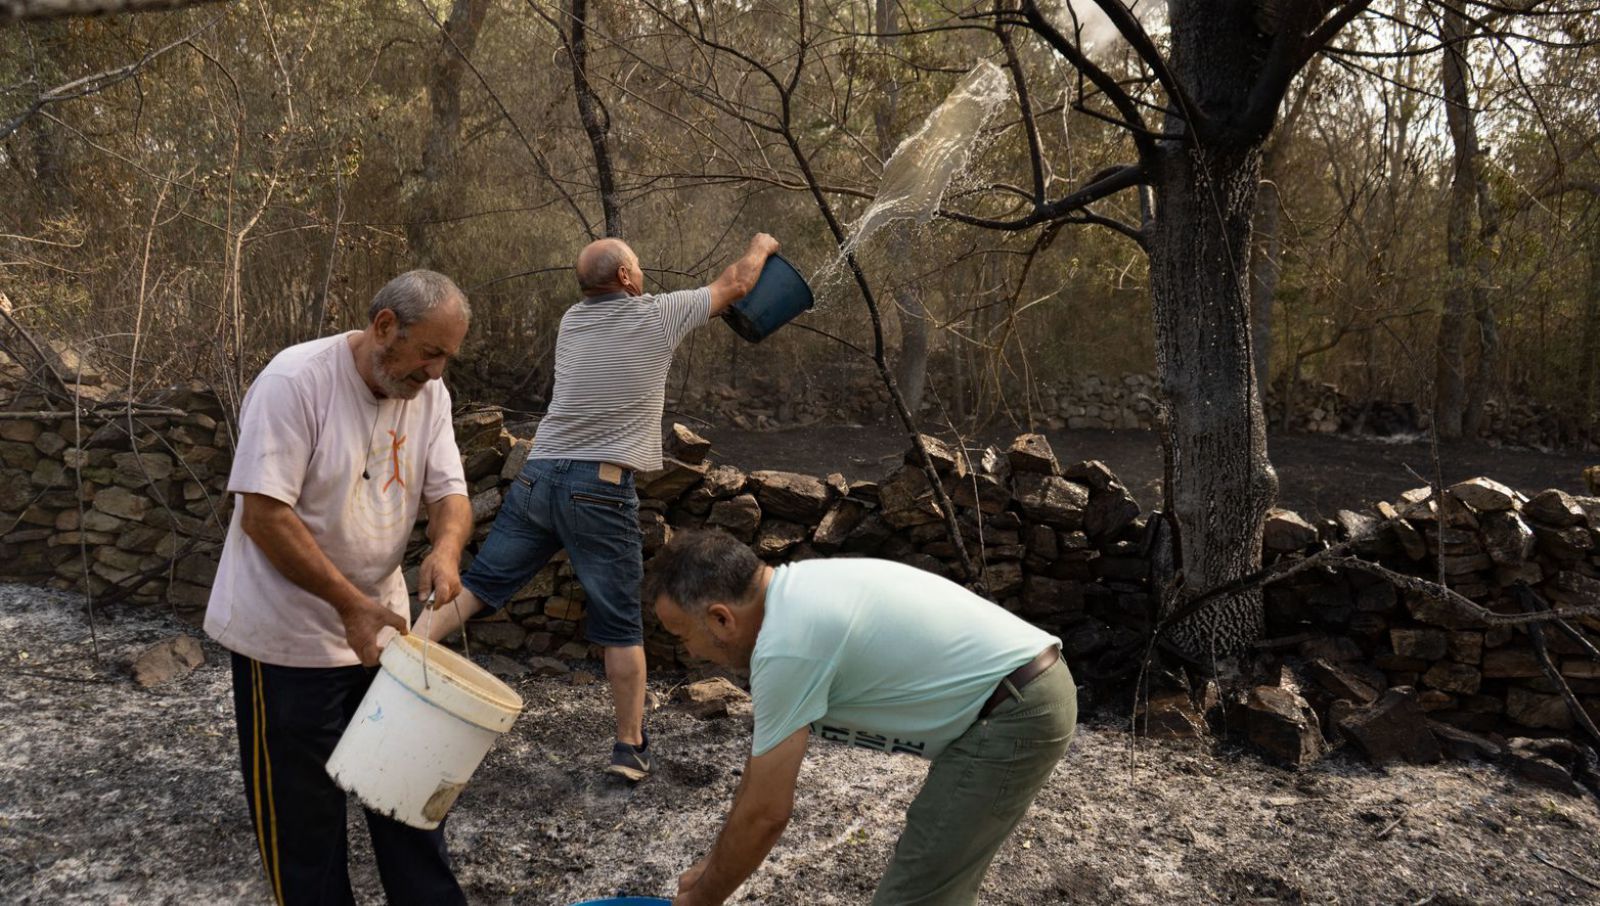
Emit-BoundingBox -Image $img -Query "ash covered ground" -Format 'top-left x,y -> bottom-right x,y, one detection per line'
4,585 -> 1599,905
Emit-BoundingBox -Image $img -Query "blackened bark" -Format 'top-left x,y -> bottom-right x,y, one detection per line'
1435,3 -> 1480,439
1582,233 -> 1600,443
406,0 -> 491,269
28,117 -> 71,209
567,0 -> 622,237
875,0 -> 929,419
1249,62 -> 1316,422
1151,3 -> 1280,661
1250,175 -> 1281,414
1463,135 -> 1503,437
1463,281 -> 1498,437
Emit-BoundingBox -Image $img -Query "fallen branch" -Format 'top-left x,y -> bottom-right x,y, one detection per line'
0,302 -> 77,404
0,408 -> 189,420
1375,814 -> 1406,840
1514,583 -> 1600,749
1,668 -> 120,685
1154,533 -> 1370,644
1533,851 -> 1600,891
1329,558 -> 1600,627
89,536 -> 216,613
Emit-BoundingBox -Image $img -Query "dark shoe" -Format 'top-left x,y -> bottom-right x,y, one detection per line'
607,734 -> 652,782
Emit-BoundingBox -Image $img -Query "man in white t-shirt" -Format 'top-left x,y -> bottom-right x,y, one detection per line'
645,529 -> 1077,906
204,270 -> 474,905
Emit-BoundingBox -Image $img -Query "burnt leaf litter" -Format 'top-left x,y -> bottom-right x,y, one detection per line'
3,585 -> 1599,905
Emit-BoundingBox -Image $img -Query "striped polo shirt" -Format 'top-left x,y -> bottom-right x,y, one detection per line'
530,287 -> 711,472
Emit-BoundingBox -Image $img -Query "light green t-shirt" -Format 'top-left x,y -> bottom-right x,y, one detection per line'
749,559 -> 1060,759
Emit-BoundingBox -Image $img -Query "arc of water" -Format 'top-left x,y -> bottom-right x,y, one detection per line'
845,59 -> 1014,256
809,60 -> 1014,304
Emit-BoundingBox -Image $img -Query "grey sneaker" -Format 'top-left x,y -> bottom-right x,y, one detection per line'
607,734 -> 652,782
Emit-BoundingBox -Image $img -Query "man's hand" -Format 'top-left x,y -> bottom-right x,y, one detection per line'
342,597 -> 407,666
748,232 -> 779,257
672,858 -> 710,905
671,727 -> 808,905
708,233 -> 783,317
240,492 -> 410,665
417,549 -> 462,608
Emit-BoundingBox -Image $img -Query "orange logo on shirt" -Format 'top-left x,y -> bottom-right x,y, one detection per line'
383,430 -> 407,491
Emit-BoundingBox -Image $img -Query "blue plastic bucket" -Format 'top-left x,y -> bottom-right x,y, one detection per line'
568,899 -> 670,906
725,253 -> 814,343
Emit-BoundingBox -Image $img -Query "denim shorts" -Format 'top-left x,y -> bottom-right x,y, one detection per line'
459,458 -> 645,647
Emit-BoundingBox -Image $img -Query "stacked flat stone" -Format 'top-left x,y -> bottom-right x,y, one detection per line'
3,383 -> 1597,754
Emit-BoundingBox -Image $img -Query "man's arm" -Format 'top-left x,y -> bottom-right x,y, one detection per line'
239,492 -> 405,666
674,726 -> 810,906
418,493 -> 471,606
416,493 -> 481,641
707,233 -> 781,317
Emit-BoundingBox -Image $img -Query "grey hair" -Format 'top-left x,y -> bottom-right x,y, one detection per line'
368,269 -> 471,330
642,528 -> 764,615
576,241 -> 632,293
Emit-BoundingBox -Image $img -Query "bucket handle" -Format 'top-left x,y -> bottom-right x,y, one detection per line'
416,591 -> 471,691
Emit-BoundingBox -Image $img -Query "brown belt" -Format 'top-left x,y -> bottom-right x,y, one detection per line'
977,646 -> 1060,719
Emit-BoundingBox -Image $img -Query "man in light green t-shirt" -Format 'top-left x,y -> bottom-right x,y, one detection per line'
646,529 -> 1078,906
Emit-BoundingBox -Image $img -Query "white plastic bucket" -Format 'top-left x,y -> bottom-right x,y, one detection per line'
326,634 -> 523,829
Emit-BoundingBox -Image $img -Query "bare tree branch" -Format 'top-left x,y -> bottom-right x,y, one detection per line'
0,0 -> 224,21
0,17 -> 220,141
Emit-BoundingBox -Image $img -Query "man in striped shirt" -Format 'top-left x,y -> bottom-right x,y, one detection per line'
426,233 -> 780,780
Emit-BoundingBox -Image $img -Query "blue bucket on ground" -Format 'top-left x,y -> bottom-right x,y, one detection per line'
725,253 -> 814,343
568,898 -> 670,906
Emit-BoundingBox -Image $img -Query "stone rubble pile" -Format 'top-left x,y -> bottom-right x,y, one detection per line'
674,366 -> 1592,451
672,365 -> 889,431
449,415 -> 1154,676
2,385 -> 1597,774
1029,374 -> 1160,431
0,383 -> 231,611
1175,476 -> 1600,791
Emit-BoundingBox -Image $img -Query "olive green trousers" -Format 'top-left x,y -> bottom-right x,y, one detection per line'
873,658 -> 1078,906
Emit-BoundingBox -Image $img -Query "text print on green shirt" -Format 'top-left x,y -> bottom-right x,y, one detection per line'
812,723 -> 928,756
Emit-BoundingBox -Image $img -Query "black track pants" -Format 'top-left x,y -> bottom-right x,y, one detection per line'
230,652 -> 467,906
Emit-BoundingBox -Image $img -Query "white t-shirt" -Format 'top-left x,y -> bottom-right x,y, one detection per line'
204,332 -> 468,668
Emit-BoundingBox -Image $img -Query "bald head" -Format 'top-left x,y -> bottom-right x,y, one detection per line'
575,238 -> 641,296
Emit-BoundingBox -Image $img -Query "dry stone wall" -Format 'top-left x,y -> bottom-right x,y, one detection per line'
0,383 -> 231,611
679,368 -> 1589,450
1256,478 -> 1600,740
2,386 -> 1597,749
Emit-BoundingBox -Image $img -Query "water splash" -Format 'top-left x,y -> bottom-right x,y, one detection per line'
847,60 -> 1013,251
1048,0 -> 1123,54
811,59 -> 1014,301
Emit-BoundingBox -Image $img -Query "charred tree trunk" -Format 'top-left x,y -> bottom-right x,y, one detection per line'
567,0 -> 622,237
29,119 -> 71,209
1249,62 -> 1315,425
1463,281 -> 1499,437
888,228 -> 930,418
1463,140 -> 1502,437
1250,175 -> 1282,418
1151,7 -> 1279,661
875,0 -> 929,419
406,0 -> 491,269
1582,230 -> 1600,444
1434,3 -> 1482,440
